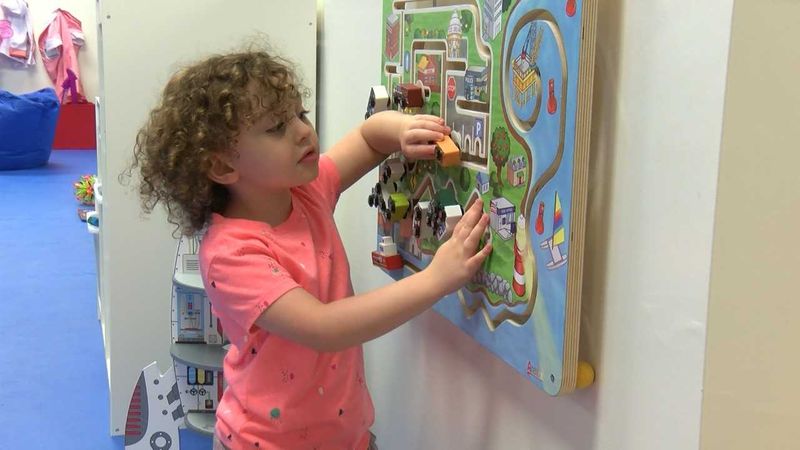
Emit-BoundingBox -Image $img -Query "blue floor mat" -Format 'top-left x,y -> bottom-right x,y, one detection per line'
0,150 -> 211,449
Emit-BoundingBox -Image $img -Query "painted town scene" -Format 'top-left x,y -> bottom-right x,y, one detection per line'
367,0 -> 592,395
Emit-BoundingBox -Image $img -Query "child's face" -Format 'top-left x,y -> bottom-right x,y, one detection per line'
228,102 -> 319,193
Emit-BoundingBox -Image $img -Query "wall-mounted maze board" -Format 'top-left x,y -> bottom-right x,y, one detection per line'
366,0 -> 598,395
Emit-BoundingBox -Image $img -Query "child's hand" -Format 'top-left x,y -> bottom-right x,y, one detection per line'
425,199 -> 493,295
399,115 -> 451,161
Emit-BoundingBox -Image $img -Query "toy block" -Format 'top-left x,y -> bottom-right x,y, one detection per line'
436,204 -> 464,240
412,200 -> 433,239
387,192 -> 410,221
435,135 -> 461,167
381,158 -> 406,184
393,83 -> 424,109
365,85 -> 391,119
371,251 -> 403,270
378,236 -> 398,256
414,80 -> 432,102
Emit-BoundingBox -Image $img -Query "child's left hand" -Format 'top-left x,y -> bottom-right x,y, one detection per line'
399,115 -> 451,161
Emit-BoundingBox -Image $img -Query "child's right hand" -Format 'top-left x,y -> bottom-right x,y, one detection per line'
424,199 -> 493,295
398,114 -> 450,161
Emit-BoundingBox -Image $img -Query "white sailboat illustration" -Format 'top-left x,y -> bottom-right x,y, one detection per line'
539,192 -> 567,269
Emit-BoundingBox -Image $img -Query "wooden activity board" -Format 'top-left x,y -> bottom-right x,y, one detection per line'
368,0 -> 597,395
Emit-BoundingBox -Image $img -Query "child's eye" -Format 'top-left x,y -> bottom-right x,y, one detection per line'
266,122 -> 286,134
298,110 -> 310,121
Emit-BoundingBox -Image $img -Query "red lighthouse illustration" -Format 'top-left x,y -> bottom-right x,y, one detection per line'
512,214 -> 527,297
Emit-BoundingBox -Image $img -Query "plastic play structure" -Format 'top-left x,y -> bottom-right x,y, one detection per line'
124,235 -> 223,449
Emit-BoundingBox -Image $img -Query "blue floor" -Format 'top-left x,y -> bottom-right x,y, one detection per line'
0,151 -> 210,449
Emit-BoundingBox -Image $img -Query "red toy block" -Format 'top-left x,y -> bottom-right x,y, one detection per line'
53,102 -> 96,150
392,83 -> 424,109
371,251 -> 403,270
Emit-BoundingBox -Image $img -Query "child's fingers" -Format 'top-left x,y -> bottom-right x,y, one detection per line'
405,128 -> 444,144
464,214 -> 489,250
403,144 -> 436,159
469,242 -> 493,266
410,116 -> 449,133
456,200 -> 484,239
413,114 -> 444,124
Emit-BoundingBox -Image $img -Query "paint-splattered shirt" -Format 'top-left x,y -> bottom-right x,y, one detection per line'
200,155 -> 374,450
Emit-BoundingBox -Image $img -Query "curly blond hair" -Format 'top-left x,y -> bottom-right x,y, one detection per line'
124,48 -> 308,235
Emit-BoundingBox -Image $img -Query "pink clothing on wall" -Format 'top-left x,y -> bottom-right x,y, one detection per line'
0,0 -> 35,66
200,155 -> 374,450
37,9 -> 85,103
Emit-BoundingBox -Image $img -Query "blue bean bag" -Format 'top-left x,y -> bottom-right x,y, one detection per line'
0,88 -> 60,170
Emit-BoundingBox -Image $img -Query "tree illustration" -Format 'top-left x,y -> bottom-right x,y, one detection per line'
460,11 -> 473,34
490,127 -> 511,188
414,29 -> 422,39
489,172 -> 502,197
459,167 -> 471,191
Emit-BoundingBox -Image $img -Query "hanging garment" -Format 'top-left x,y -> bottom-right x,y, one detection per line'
0,0 -> 35,66
37,9 -> 86,103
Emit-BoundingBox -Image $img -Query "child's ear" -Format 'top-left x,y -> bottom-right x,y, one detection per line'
207,153 -> 239,185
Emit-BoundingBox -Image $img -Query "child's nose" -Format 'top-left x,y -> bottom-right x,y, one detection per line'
291,117 -> 315,141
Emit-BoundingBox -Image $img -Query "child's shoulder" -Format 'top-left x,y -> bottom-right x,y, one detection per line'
199,215 -> 270,260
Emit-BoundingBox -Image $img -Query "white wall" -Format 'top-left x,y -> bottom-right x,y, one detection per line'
0,0 -> 98,97
97,0 -> 317,435
701,0 -> 800,448
322,1 -> 733,448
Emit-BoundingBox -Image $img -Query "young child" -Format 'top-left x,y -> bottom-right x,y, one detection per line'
129,49 -> 492,450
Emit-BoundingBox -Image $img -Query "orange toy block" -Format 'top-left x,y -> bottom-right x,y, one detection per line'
434,135 -> 461,167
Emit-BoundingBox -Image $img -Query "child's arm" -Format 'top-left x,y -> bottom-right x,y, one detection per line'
254,199 -> 492,352
326,111 -> 449,192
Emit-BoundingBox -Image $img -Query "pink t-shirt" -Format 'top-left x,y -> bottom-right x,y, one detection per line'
200,155 -> 374,450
